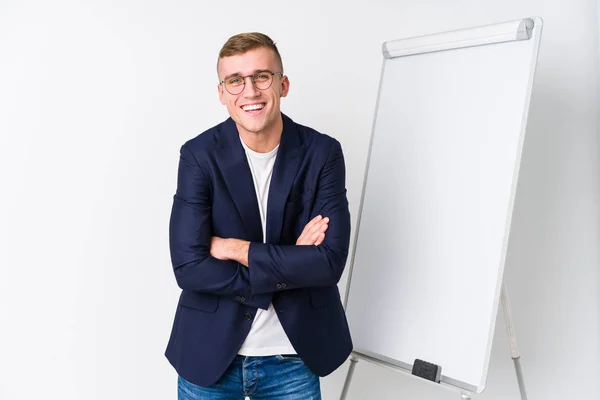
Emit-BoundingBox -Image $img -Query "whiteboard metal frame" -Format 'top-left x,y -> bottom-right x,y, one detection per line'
382,18 -> 534,59
341,16 -> 544,398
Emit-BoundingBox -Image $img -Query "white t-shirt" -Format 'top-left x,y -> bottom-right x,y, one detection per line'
237,137 -> 297,356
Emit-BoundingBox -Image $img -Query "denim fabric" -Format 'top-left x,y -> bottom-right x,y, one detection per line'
178,355 -> 321,399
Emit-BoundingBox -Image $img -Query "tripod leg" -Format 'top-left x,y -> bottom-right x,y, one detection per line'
339,355 -> 359,400
502,284 -> 528,400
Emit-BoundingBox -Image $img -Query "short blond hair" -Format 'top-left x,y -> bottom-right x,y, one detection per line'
217,32 -> 283,72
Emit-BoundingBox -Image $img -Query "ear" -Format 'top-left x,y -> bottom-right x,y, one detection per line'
280,75 -> 290,98
217,83 -> 226,105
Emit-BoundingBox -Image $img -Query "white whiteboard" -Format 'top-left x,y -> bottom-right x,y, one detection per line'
344,18 -> 543,393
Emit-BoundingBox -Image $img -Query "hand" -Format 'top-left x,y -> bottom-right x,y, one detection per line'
296,215 -> 329,246
210,237 -> 250,267
210,237 -> 229,260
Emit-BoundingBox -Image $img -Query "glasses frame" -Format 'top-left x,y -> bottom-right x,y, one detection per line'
219,70 -> 284,95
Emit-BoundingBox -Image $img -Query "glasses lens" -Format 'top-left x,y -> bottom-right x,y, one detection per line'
223,71 -> 278,94
225,76 -> 245,95
253,71 -> 273,90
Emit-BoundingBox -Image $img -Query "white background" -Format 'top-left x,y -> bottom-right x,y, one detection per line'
0,1 -> 598,399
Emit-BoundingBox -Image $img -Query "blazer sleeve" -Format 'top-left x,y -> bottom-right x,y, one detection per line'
169,143 -> 271,309
247,140 -> 351,294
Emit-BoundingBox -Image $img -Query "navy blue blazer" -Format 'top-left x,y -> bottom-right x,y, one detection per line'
165,113 -> 353,387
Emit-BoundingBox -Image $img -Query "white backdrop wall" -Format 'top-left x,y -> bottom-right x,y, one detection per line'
0,1 -> 598,399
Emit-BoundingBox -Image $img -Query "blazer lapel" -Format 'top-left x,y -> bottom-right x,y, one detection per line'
215,118 -> 263,243
266,114 -> 305,244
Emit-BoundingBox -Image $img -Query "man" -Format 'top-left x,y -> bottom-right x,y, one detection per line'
166,32 -> 353,399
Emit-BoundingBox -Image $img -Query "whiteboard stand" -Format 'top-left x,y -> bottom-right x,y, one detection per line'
339,355 -> 359,400
338,15 -> 542,400
501,285 -> 528,400
339,283 -> 528,400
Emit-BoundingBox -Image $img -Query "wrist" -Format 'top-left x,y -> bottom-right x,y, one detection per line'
229,239 -> 250,267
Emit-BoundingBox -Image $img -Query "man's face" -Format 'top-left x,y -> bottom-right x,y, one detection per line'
217,47 -> 289,137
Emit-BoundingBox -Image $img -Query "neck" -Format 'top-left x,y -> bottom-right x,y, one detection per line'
237,116 -> 283,153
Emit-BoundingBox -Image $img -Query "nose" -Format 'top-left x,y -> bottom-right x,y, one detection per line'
242,76 -> 260,97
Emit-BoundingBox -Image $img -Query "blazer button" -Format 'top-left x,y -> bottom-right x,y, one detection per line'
280,283 -> 287,289
244,312 -> 253,320
236,296 -> 246,302
276,283 -> 282,290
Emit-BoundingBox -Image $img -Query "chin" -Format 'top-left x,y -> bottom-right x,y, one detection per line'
237,115 -> 267,133
238,120 -> 266,134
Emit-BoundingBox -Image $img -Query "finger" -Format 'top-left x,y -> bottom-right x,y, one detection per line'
308,215 -> 323,226
314,232 -> 326,246
306,223 -> 328,244
297,218 -> 319,242
296,229 -> 313,245
297,216 -> 329,245
307,217 -> 329,236
298,225 -> 323,246
309,221 -> 328,237
296,234 -> 309,245
304,215 -> 323,232
307,220 -> 329,241
297,216 -> 324,244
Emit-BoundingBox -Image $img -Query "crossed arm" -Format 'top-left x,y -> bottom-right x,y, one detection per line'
210,215 -> 330,266
169,141 -> 350,298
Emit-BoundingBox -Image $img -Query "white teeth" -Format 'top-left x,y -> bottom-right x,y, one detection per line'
242,103 -> 265,111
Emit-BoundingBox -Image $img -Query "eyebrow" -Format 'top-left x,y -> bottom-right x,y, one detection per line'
223,69 -> 271,80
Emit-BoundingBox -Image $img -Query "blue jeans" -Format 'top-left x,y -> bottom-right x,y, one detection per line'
178,355 -> 321,399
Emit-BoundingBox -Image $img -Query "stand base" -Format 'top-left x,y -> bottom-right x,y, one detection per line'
339,284 -> 526,400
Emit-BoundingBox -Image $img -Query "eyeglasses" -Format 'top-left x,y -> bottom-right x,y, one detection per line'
219,70 -> 284,95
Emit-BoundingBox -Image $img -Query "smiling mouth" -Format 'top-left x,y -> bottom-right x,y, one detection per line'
241,103 -> 266,113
